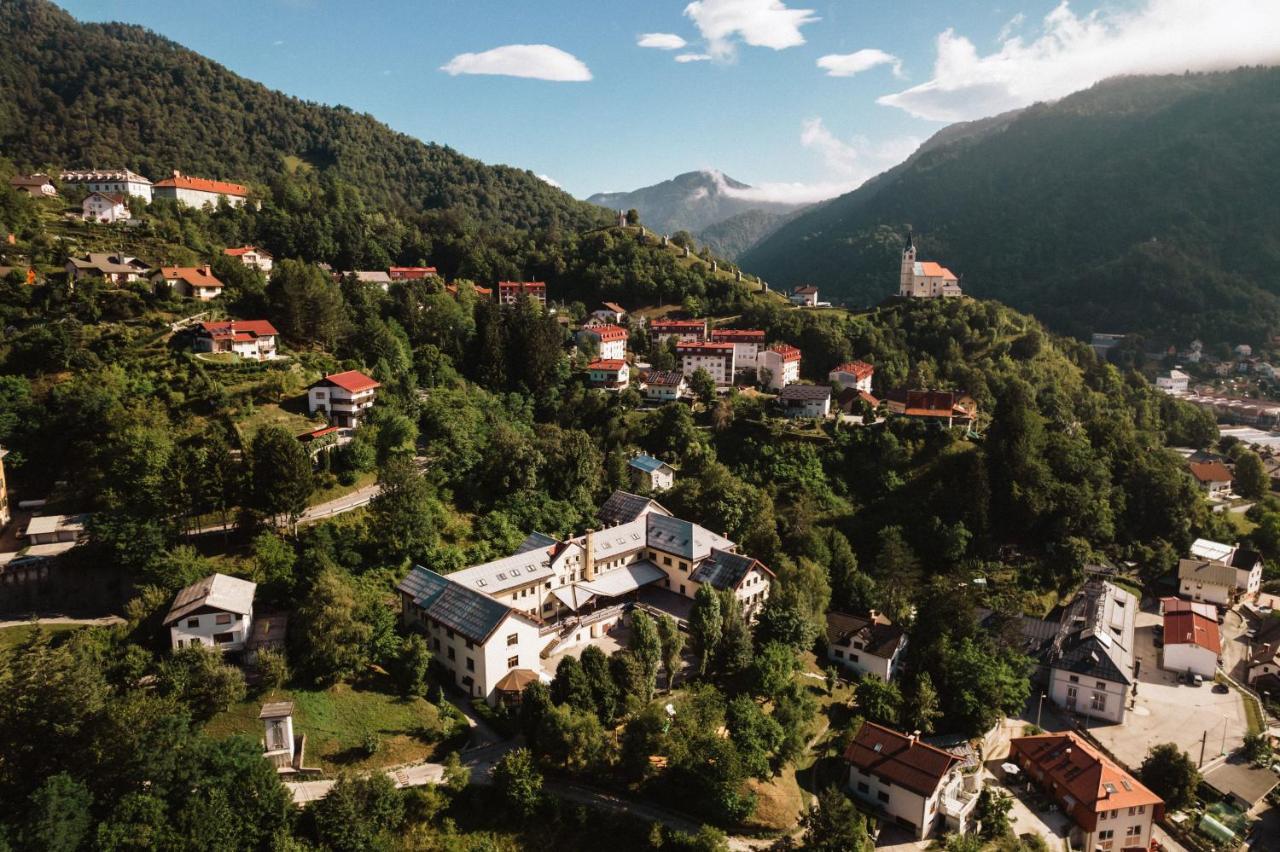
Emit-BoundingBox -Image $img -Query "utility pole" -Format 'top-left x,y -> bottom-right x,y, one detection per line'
1199,729 -> 1207,768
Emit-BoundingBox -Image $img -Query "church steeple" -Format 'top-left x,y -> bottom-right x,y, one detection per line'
904,228 -> 914,252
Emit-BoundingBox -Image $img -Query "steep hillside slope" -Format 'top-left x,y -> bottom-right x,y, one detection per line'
0,0 -> 609,231
741,68 -> 1280,344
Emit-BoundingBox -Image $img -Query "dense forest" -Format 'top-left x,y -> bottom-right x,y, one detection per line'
741,67 -> 1280,346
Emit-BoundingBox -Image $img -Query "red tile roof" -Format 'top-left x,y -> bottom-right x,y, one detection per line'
224,246 -> 271,258
154,173 -> 248,197
650,319 -> 706,330
918,261 -> 957,280
587,359 -> 627,371
158,266 -> 222,288
766,343 -> 801,362
643,370 -> 685,387
298,426 -> 341,442
445,283 -> 494,296
844,722 -> 960,797
498,281 -> 546,292
319,370 -> 380,393
582,323 -> 628,342
196,320 -> 278,340
710,329 -> 766,343
1163,611 -> 1221,653
676,341 -> 734,354
1189,461 -> 1233,484
1011,733 -> 1163,831
794,285 -> 819,294
832,361 -> 874,379
389,266 -> 438,278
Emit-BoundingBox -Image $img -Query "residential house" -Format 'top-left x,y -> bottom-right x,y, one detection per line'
758,343 -> 801,390
60,168 -> 153,201
1202,761 -> 1280,817
81,192 -> 130,223
641,370 -> 688,403
1155,369 -> 1190,394
1189,460 -> 1233,498
153,171 -> 248,208
677,341 -> 736,387
1012,733 -> 1162,852
23,513 -> 88,545
709,329 -> 766,371
825,610 -> 907,681
1188,538 -> 1263,599
152,266 -> 224,301
65,253 -> 150,286
497,281 -> 547,307
192,320 -> 279,361
163,573 -> 256,652
445,282 -> 494,299
349,270 -> 393,291
844,722 -> 979,839
224,246 -> 273,273
578,323 -> 628,361
778,384 -> 832,418
829,361 -> 874,393
596,489 -> 672,527
1178,558 -> 1239,607
628,454 -> 675,492
0,446 -> 9,530
648,318 -> 707,343
307,370 -> 380,428
9,174 -> 56,198
898,232 -> 962,299
1245,618 -> 1280,695
1044,580 -> 1137,723
593,302 -> 628,324
586,359 -> 629,390
789,285 -> 819,307
835,387 -> 881,419
885,390 -> 977,427
1161,607 -> 1220,678
388,266 -> 437,281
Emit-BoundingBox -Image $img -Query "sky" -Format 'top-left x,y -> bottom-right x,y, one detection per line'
59,0 -> 1280,203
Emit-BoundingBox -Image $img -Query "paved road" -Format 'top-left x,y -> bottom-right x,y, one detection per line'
0,614 -> 125,630
191,483 -> 382,536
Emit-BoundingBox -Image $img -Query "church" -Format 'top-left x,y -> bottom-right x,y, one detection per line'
898,231 -> 962,299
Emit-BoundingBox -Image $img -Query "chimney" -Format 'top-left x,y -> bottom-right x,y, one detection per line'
583,528 -> 596,582
200,265 -> 211,276
911,730 -> 921,743
868,608 -> 879,622
172,169 -> 181,178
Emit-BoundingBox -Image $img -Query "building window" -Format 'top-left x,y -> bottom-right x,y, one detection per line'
877,791 -> 890,803
857,782 -> 869,794
1091,692 -> 1107,712
1098,830 -> 1114,850
213,632 -> 234,644
215,613 -> 232,625
447,647 -> 455,661
466,658 -> 475,672
833,650 -> 844,659
507,633 -> 519,646
508,656 -> 519,669
446,629 -> 454,639
1069,675 -> 1079,683
465,639 -> 474,650
1125,826 -> 1141,838
186,617 -> 200,628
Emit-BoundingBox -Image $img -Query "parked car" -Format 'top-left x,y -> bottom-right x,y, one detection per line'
1191,674 -> 1204,687
1213,683 -> 1230,694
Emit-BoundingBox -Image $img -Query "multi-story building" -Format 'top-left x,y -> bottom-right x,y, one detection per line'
60,168 -> 153,201
224,246 -> 274,274
497,281 -> 547,307
9,174 -> 57,198
308,370 -> 380,428
825,610 -> 907,681
153,172 -> 248,208
710,329 -> 766,370
163,573 -> 257,653
65,253 -> 150,286
899,232 -> 962,299
388,266 -> 438,281
1156,369 -> 1190,395
1162,605 -> 1220,678
677,341 -> 735,387
1044,581 -> 1136,724
586,359 -> 629,390
829,361 -> 874,393
152,266 -> 224,301
649,319 -> 707,343
641,370 -> 688,403
1186,538 -> 1262,600
758,343 -> 801,390
81,192 -> 130,223
778,384 -> 832,418
628,454 -> 675,492
192,320 -> 280,361
789,285 -> 820,307
578,323 -> 628,361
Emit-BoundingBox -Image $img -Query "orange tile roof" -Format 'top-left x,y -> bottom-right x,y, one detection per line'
587,359 -> 627,371
1011,732 -> 1162,831
224,246 -> 271,258
676,341 -> 734,353
583,323 -> 628,342
1163,611 -> 1221,653
710,329 -> 766,342
319,370 -> 380,393
389,266 -> 438,278
196,320 -> 278,339
918,261 -> 957,279
1189,461 -> 1232,483
154,174 -> 248,197
844,722 -> 959,797
159,266 -> 222,288
832,360 -> 874,379
650,319 -> 706,330
766,343 -> 801,362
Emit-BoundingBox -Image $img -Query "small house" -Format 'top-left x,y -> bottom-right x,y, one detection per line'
825,610 -> 906,681
592,302 -> 627,324
308,370 -> 380,428
829,361 -> 874,392
1161,607 -> 1220,678
628,454 -> 675,492
586,359 -> 630,390
65,253 -> 150,286
578,323 -> 628,360
1188,461 -> 1233,499
81,192 -> 130,223
641,370 -> 688,403
778,384 -> 831,418
224,246 -> 273,273
1155,369 -> 1190,395
789,285 -> 819,307
9,174 -> 57,198
192,320 -> 279,361
163,573 -> 256,652
152,266 -> 224,301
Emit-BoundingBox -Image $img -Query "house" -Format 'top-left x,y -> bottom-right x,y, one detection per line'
1202,760 -> 1280,816
259,701 -> 299,773
1010,732 -> 1162,852
844,722 -> 979,839
163,573 -> 256,652
1161,607 -> 1220,678
1156,369 -> 1190,395
825,610 -> 907,681
152,266 -> 224,301
308,370 -> 380,428
1245,618 -> 1280,693
0,446 -> 9,530
81,192 -> 130,223
677,341 -> 736,387
388,266 -> 437,281
836,387 -> 881,419
23,513 -> 88,545
596,489 -> 672,527
709,329 -> 766,371
1188,460 -> 1233,498
152,171 -> 248,208
497,281 -> 547,307
65,253 -> 150,285
586,359 -> 629,390
830,361 -> 874,393
192,320 -> 279,361
648,318 -> 707,343
641,370 -> 688,403
758,343 -> 801,390
885,390 -> 977,427
778,384 -> 832,419
349,270 -> 393,291
789,285 -> 819,307
1188,538 -> 1263,599
9,174 -> 56,197
1044,580 -> 1137,723
628,454 -> 675,492
1178,558 -> 1238,607
445,282 -> 494,299
898,232 -> 962,299
60,168 -> 153,201
593,302 -> 628,324
224,246 -> 273,273
578,323 -> 628,360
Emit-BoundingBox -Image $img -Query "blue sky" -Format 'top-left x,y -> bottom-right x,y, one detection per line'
59,0 -> 1280,201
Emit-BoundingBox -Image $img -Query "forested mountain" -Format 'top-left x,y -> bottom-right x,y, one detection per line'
741,68 -> 1280,345
0,0 -> 609,232
588,170 -> 805,257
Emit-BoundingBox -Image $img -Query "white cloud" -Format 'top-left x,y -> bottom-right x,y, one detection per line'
272,39 -> 285,46
997,12 -> 1025,43
638,32 -> 687,50
675,53 -> 713,63
536,174 -> 562,189
683,0 -> 819,60
817,49 -> 903,78
440,44 -> 592,82
879,0 -> 1280,122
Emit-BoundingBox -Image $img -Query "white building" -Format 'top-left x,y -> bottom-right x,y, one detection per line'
163,573 -> 256,652
1178,558 -> 1239,606
578,323 -> 628,361
153,171 -> 248,208
23,513 -> 88,545
260,701 -> 298,772
9,173 -> 57,198
60,168 -> 153,201
641,370 -> 688,403
648,319 -> 707,344
899,232 -> 962,299
829,361 -> 874,393
825,610 -> 907,681
778,384 -> 832,419
497,281 -> 547,307
677,341 -> 736,387
1155,369 -> 1190,394
586,359 -> 630,390
845,723 -> 979,839
709,329 -> 766,371
789,285 -> 819,307
1162,608 -> 1220,678
1045,581 -> 1136,724
192,320 -> 279,361
308,370 -> 380,428
81,192 -> 130,223
1189,538 -> 1263,599
1188,460 -> 1233,498
628,454 -> 675,492
758,343 -> 801,390
152,266 -> 224,301
593,302 -> 627,324
224,246 -> 274,274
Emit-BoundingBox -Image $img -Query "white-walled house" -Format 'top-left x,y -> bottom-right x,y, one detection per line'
224,246 -> 273,273
641,370 -> 688,402
193,320 -> 279,361
81,191 -> 130,223
825,611 -> 907,681
153,172 -> 248,208
1156,369 -> 1190,394
1188,538 -> 1263,599
60,168 -> 153,201
628,454 -> 675,492
593,302 -> 627,324
1189,461 -> 1233,498
578,323 -> 628,360
1178,558 -> 1237,606
845,722 -> 979,839
789,285 -> 819,307
677,341 -> 736,387
758,343 -> 801,390
1045,581 -> 1136,724
586,359 -> 629,390
648,319 -> 707,343
829,361 -> 874,393
164,573 -> 256,652
152,266 -> 224,300
1161,608 -> 1220,678
778,384 -> 832,418
308,370 -> 380,428
65,253 -> 150,286
709,329 -> 766,371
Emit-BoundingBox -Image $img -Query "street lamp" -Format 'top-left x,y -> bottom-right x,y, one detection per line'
1220,714 -> 1229,756
1037,692 -> 1046,729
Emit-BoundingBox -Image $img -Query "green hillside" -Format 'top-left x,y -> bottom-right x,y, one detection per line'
741,68 -> 1280,345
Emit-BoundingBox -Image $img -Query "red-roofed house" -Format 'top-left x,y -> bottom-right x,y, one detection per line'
224,246 -> 273,274
308,371 -> 380,427
899,232 -> 962,299
829,361 -> 875,393
153,171 -> 248,208
193,320 -> 279,361
152,266 -> 224,301
1162,609 -> 1221,677
710,328 -> 766,369
677,341 -> 736,387
885,390 -> 977,427
1011,732 -> 1163,852
586,359 -> 630,390
497,281 -> 547,307
789,285 -> 820,307
844,722 -> 979,839
578,323 -> 629,361
389,266 -> 438,281
649,318 -> 707,343
445,282 -> 494,299
1188,461 -> 1233,499
758,343 -> 801,390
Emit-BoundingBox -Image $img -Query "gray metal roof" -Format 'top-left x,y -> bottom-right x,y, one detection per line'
597,490 -> 671,526
778,384 -> 832,401
1046,581 -> 1136,686
691,548 -> 765,590
1178,558 -> 1237,587
628,454 -> 672,474
646,514 -> 733,562
163,573 -> 256,625
398,565 -> 520,644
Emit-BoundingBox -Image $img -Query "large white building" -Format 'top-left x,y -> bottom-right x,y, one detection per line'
1156,369 -> 1190,395
677,341 -> 736,387
578,323 -> 628,361
153,172 -> 248,208
60,168 -> 153,201
163,573 -> 256,652
899,232 -> 962,299
308,370 -> 380,428
1044,581 -> 1136,724
758,343 -> 801,390
709,329 -> 766,371
81,191 -> 130,223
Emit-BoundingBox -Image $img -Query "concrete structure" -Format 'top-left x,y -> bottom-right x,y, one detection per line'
152,266 -> 223,301
1161,608 -> 1220,678
497,281 -> 547,307
899,232 -> 962,299
640,370 -> 688,403
578,323 -> 628,361
648,319 -> 707,343
224,246 -> 273,273
1178,558 -> 1237,606
153,171 -> 248,208
60,168 -> 153,201
81,191 -> 129,223
829,361 -> 874,393
628,454 -> 675,492
24,513 -> 88,545
308,370 -> 380,428
585,359 -> 629,390
1045,581 -> 1137,724
163,573 -> 256,652
789,285 -> 819,307
709,329 -> 765,370
845,722 -> 979,839
825,610 -> 906,681
1155,369 -> 1190,394
758,343 -> 801,390
777,384 -> 832,418
1189,460 -> 1233,498
0,446 -> 9,530
65,253 -> 150,286
260,701 -> 297,772
677,341 -> 735,387
193,320 -> 279,361
9,173 -> 57,198
1011,732 -> 1163,852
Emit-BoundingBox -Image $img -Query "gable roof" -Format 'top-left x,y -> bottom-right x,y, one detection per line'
1190,538 -> 1236,563
844,722 -> 960,797
1178,558 -> 1238,587
163,573 -> 256,625
196,319 -> 278,339
154,173 -> 248,197
582,323 -> 628,342
764,343 -> 801,362
646,513 -> 733,561
690,548 -> 773,590
157,266 -> 222,288
599,301 -> 627,314
315,370 -> 380,393
351,270 -> 393,284
1012,732 -> 1162,818
587,359 -> 627,371
60,168 -> 151,184
831,361 -> 874,379
1189,461 -> 1233,484
778,384 -> 831,402
398,565 -> 529,644
224,246 -> 272,258
83,191 -> 128,205
1047,581 -> 1136,685
793,285 -> 819,295
69,253 -> 149,275
915,261 -> 958,280
598,490 -> 672,526
826,611 -> 905,659
628,454 -> 672,474
1163,610 -> 1221,653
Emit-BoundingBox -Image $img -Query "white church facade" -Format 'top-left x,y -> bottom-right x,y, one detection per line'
899,231 -> 962,299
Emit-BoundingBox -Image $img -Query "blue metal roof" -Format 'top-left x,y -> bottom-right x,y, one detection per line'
628,454 -> 670,474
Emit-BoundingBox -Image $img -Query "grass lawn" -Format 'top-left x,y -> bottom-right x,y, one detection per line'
204,676 -> 465,773
231,396 -> 321,445
0,622 -> 85,650
1223,511 -> 1258,537
745,765 -> 807,833
310,470 -> 378,506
